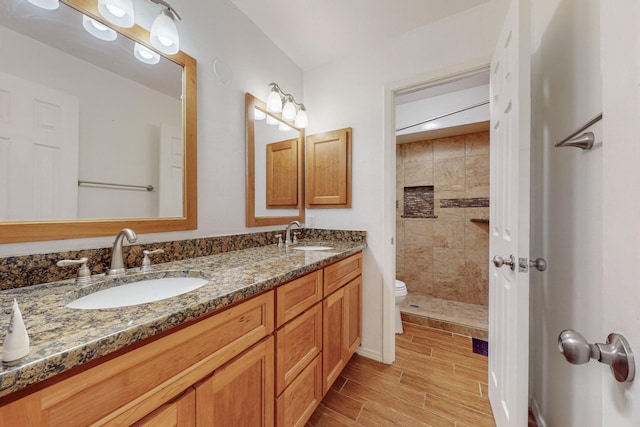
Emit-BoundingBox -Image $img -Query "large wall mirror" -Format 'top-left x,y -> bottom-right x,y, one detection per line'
0,0 -> 197,243
246,93 -> 304,227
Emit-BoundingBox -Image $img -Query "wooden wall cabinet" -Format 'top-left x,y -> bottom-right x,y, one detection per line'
266,138 -> 299,208
305,128 -> 352,208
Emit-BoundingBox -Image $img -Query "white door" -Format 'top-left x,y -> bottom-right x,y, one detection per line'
488,0 -> 531,425
600,1 -> 640,424
0,72 -> 79,220
158,123 -> 183,217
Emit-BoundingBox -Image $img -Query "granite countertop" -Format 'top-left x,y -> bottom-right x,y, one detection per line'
0,241 -> 366,399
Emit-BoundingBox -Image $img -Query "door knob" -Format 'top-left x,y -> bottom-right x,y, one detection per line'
558,329 -> 635,383
492,255 -> 515,270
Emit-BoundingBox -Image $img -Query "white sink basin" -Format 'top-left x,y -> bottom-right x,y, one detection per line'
292,246 -> 334,251
66,277 -> 209,310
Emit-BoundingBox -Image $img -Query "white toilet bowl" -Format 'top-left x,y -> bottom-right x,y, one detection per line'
395,279 -> 407,334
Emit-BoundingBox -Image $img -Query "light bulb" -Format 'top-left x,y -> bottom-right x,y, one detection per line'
134,43 -> 160,64
150,9 -> 179,55
266,115 -> 279,126
266,87 -> 282,113
82,15 -> 118,41
254,108 -> 266,120
295,108 -> 308,129
282,97 -> 297,121
27,0 -> 59,10
98,0 -> 135,28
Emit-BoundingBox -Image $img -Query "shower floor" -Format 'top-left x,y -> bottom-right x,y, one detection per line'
400,293 -> 488,340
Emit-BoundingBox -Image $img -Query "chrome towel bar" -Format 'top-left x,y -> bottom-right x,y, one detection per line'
554,113 -> 602,150
78,180 -> 154,191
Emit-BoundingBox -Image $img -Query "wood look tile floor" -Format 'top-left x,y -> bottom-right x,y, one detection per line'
307,321 -> 496,427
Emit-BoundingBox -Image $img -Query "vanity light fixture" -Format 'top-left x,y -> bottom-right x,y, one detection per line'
266,83 -> 309,129
149,0 -> 181,55
134,42 -> 160,64
82,15 -> 118,41
27,0 -> 59,10
98,0 -> 135,28
278,122 -> 292,132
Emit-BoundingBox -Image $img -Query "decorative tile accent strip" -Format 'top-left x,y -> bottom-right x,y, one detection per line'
402,186 -> 437,218
0,229 -> 366,290
440,197 -> 490,208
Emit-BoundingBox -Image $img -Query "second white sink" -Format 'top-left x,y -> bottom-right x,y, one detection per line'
66,277 -> 208,310
292,246 -> 334,251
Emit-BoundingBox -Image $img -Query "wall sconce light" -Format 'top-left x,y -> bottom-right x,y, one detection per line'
266,83 -> 309,129
27,0 -> 59,10
149,0 -> 181,55
82,15 -> 118,41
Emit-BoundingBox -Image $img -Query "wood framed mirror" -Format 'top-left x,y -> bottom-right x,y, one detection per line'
0,0 -> 197,243
245,93 -> 304,227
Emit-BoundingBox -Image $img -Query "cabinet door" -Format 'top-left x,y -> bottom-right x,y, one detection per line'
195,337 -> 274,427
344,276 -> 362,357
132,389 -> 195,427
322,287 -> 347,395
305,127 -> 351,208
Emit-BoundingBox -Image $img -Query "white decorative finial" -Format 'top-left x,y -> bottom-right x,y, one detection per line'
2,298 -> 30,362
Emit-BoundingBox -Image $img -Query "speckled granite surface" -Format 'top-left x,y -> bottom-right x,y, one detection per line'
0,236 -> 366,399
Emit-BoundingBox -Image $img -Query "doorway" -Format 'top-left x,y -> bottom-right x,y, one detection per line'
392,69 -> 491,340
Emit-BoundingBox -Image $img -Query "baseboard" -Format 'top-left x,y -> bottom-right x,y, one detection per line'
530,396 -> 547,427
356,346 -> 383,363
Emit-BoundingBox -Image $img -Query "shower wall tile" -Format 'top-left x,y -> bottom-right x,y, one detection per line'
433,135 -> 465,159
433,221 -> 465,249
404,161 -> 434,186
404,220 -> 433,246
397,130 -> 490,307
402,140 -> 433,163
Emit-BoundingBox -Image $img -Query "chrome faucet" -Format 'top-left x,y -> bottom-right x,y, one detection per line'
107,228 -> 138,276
285,221 -> 301,247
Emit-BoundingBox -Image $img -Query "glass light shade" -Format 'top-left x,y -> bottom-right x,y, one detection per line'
294,108 -> 308,129
282,97 -> 297,121
266,115 -> 279,126
150,10 -> 179,55
266,88 -> 282,113
98,0 -> 134,28
279,122 -> 292,132
134,43 -> 160,64
82,16 -> 117,41
254,108 -> 266,120
27,0 -> 59,10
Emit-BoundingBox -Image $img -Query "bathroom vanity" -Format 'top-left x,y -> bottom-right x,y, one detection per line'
0,243 -> 364,426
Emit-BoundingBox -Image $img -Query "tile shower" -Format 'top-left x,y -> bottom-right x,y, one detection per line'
396,130 -> 490,338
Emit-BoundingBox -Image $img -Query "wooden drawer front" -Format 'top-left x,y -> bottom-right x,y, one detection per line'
38,291 -> 274,427
323,252 -> 362,296
196,337 -> 274,427
276,353 -> 322,427
131,388 -> 195,427
276,270 -> 323,326
275,303 -> 322,395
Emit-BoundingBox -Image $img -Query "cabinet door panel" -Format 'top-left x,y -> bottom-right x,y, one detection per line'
305,127 -> 351,208
196,337 -> 274,427
322,288 -> 346,395
344,277 -> 362,356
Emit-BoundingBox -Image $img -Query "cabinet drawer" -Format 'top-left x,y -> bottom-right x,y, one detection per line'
275,353 -> 322,427
275,302 -> 322,395
323,252 -> 362,295
276,270 -> 323,326
9,291 -> 274,427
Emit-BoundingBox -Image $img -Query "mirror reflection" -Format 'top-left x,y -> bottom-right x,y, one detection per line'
0,0 -> 184,221
246,93 -> 304,227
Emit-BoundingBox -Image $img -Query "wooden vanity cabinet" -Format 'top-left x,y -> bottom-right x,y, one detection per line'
132,388 -> 196,427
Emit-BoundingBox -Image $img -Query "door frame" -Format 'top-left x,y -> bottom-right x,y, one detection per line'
382,59 -> 492,363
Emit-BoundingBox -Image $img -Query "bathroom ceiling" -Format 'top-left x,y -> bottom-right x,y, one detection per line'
229,0 -> 491,71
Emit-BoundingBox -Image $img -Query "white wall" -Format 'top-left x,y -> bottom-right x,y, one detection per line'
529,0 -> 603,425
303,1 -> 508,360
0,0 -> 303,257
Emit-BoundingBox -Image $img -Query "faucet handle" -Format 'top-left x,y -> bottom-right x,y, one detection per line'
275,234 -> 283,248
57,257 -> 91,284
293,232 -> 299,244
141,249 -> 165,271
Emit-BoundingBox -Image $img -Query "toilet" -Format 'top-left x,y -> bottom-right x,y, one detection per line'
395,279 -> 408,334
